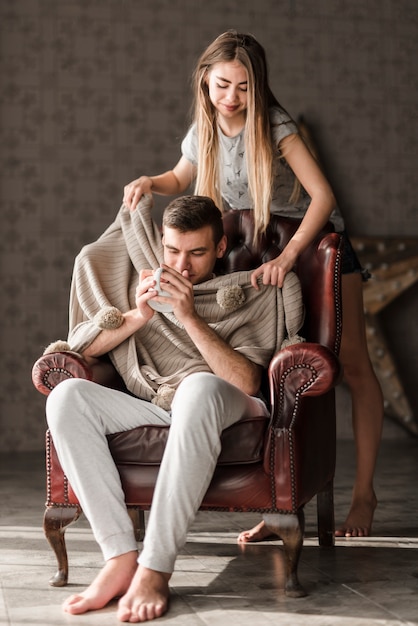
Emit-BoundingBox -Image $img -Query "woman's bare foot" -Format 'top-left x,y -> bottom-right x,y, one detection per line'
335,493 -> 378,538
63,551 -> 138,615
238,492 -> 377,543
117,564 -> 171,622
237,520 -> 274,543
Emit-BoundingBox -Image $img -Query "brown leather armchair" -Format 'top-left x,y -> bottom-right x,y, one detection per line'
32,209 -> 343,597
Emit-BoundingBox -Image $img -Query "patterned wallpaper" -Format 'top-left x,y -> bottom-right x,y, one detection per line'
1,0 -> 417,451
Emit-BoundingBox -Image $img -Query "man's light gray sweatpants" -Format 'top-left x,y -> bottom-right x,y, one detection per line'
46,372 -> 268,574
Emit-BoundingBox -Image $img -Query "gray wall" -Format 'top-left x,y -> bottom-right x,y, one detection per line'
1,0 -> 417,451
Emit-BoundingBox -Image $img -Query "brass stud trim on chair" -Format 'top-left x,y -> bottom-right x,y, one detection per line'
333,244 -> 343,355
45,431 -> 52,506
42,368 -> 74,392
270,363 -> 319,512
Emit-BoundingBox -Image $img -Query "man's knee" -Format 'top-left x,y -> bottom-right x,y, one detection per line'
171,373 -> 230,425
46,378 -> 92,431
173,372 -> 226,405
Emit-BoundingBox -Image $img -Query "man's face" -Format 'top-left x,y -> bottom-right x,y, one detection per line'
162,225 -> 226,285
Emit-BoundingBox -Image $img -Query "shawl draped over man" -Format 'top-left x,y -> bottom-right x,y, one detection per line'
45,195 -> 305,409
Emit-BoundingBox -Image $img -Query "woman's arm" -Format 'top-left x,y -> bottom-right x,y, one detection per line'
123,156 -> 196,211
281,133 -> 336,255
251,133 -> 336,288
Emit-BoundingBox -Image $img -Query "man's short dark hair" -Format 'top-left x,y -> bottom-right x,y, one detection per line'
162,196 -> 224,245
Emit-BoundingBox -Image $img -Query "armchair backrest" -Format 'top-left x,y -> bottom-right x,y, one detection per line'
219,209 -> 342,354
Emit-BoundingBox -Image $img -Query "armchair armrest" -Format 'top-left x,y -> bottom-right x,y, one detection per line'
268,343 -> 343,430
32,352 -> 126,396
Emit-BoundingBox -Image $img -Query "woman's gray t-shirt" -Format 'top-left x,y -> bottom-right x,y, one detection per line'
181,106 -> 344,232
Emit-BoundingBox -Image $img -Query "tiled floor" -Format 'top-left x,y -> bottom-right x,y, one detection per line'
1,439 -> 418,625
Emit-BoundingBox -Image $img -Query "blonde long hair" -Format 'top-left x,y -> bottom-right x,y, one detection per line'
191,30 -> 281,235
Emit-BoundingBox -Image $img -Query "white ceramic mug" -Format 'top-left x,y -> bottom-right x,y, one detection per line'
148,267 -> 173,312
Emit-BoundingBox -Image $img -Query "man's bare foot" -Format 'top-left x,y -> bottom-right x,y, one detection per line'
237,520 -> 274,543
335,493 -> 378,538
63,551 -> 138,615
117,564 -> 171,622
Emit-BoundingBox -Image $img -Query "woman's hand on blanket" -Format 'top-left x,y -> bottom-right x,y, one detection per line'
123,176 -> 153,211
250,251 -> 297,290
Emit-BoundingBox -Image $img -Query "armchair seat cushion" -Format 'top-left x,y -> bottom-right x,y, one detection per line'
108,413 -> 269,467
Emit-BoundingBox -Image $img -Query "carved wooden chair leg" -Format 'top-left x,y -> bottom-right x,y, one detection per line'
43,505 -> 81,587
263,510 -> 307,597
317,479 -> 335,547
128,506 -> 145,542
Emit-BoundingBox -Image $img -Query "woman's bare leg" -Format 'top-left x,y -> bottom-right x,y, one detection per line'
237,273 -> 383,542
335,273 -> 383,536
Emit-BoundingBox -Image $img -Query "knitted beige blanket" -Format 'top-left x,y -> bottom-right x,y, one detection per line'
47,196 -> 304,408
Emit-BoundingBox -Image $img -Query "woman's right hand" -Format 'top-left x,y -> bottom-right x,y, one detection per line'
123,176 -> 153,211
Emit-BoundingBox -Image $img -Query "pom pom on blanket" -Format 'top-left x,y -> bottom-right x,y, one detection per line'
216,285 -> 246,311
94,306 -> 124,329
281,334 -> 305,348
151,385 -> 176,411
43,340 -> 72,355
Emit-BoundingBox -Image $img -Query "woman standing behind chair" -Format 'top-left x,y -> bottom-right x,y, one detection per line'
123,30 -> 383,538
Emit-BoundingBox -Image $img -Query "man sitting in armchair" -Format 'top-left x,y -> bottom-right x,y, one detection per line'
45,194 -> 303,622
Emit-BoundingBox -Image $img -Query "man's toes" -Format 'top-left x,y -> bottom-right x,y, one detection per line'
63,595 -> 88,615
116,603 -> 133,622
